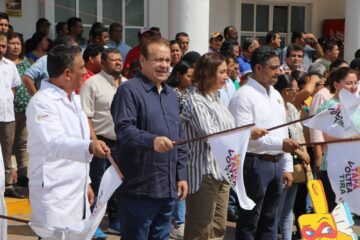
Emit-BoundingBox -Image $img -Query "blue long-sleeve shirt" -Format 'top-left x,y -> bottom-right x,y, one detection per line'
111,73 -> 187,198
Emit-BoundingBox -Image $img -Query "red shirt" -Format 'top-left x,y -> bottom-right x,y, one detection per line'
124,45 -> 141,69
75,69 -> 94,94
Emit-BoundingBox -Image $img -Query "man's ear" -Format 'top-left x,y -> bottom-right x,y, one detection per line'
139,55 -> 145,68
254,64 -> 262,73
64,68 -> 71,81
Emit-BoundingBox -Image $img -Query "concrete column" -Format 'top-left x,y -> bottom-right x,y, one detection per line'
344,0 -> 360,62
168,0 -> 210,55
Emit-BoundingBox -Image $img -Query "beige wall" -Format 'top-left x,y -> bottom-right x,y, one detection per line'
314,0 -> 345,37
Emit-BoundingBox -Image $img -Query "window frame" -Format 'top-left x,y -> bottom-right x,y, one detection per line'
46,0 -> 148,46
240,1 -> 310,46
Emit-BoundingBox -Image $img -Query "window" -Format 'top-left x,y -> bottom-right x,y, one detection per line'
240,2 -> 307,47
53,0 -> 146,47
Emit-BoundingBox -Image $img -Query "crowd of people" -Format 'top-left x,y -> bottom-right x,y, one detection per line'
0,11 -> 359,240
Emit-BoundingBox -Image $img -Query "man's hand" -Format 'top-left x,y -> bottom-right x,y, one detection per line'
283,172 -> 293,189
177,180 -> 188,200
89,140 -> 110,158
294,149 -> 310,164
154,136 -> 174,153
250,127 -> 268,140
282,138 -> 300,153
87,184 -> 95,206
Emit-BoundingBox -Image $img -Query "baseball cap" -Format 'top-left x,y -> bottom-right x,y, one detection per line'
210,32 -> 223,40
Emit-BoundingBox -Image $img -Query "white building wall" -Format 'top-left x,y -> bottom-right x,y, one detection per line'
0,0 -> 347,47
0,0 -> 41,40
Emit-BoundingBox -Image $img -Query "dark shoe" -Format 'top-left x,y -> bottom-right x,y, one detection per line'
4,188 -> 25,198
17,176 -> 29,187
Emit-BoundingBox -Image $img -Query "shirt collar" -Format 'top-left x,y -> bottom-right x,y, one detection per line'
99,70 -> 117,85
0,57 -> 10,64
41,80 -> 72,100
247,77 -> 275,96
108,39 -> 122,47
139,73 -> 169,94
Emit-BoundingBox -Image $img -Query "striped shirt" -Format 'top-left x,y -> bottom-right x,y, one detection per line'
182,89 -> 235,194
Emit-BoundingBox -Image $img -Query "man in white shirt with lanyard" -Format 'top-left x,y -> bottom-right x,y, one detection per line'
229,46 -> 299,239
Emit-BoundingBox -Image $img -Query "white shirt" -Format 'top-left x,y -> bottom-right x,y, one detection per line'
219,78 -> 236,107
26,80 -> 92,228
0,57 -> 21,122
80,71 -> 127,140
229,78 -> 293,172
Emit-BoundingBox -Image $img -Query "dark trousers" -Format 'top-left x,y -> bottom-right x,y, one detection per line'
90,136 -> 120,220
236,155 -> 283,240
118,197 -> 175,240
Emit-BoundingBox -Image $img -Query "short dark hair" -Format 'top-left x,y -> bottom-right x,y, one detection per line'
291,31 -> 303,44
242,37 -> 258,52
175,32 -> 189,40
285,44 -> 304,58
36,18 -> 51,31
223,26 -> 235,38
53,35 -> 73,47
250,46 -> 278,71
274,74 -> 293,92
67,17 -> 82,32
225,55 -> 238,65
182,51 -> 201,67
219,39 -> 239,58
328,67 -> 357,93
329,59 -> 348,72
169,39 -> 180,47
265,31 -> 279,45
355,49 -> 360,59
350,58 -> 360,70
47,45 -> 82,78
90,26 -> 107,39
140,37 -> 169,59
25,32 -> 47,54
101,48 -> 121,61
0,12 -> 9,21
323,40 -> 338,52
109,22 -> 122,33
55,22 -> 67,35
6,32 -> 24,59
83,44 -> 104,62
193,52 -> 225,95
167,60 -> 193,87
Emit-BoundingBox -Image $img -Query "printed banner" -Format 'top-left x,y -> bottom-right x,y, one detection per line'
327,142 -> 360,215
207,127 -> 254,210
302,89 -> 359,138
30,165 -> 122,240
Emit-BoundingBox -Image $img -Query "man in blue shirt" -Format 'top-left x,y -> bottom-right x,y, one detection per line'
111,37 -> 187,240
107,23 -> 131,61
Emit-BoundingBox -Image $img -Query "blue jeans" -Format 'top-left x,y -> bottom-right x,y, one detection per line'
228,187 -> 239,216
274,183 -> 298,240
172,199 -> 185,226
118,197 -> 176,240
236,155 -> 283,240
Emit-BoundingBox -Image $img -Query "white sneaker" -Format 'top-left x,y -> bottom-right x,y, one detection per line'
170,223 -> 184,240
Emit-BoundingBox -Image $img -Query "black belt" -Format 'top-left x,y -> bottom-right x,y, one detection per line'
96,135 -> 116,145
246,152 -> 282,162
